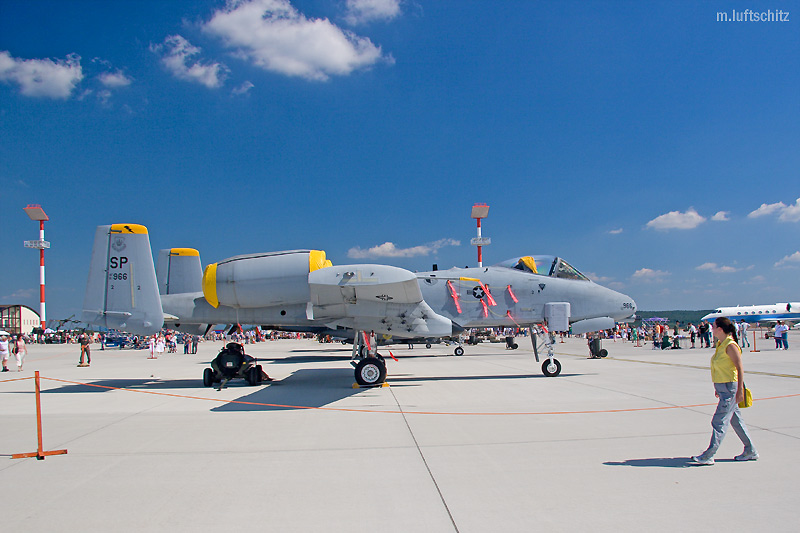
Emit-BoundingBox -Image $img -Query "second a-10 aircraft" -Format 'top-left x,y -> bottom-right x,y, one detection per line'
83,224 -> 637,386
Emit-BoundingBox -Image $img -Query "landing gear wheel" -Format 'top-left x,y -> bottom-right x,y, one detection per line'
599,349 -> 608,358
246,366 -> 260,386
354,357 -> 387,386
454,346 -> 464,356
426,343 -> 432,349
203,368 -> 214,387
542,358 -> 562,377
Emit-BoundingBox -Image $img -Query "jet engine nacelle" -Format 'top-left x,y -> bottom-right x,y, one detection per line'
202,250 -> 331,308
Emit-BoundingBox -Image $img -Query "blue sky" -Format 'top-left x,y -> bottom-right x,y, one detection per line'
1,0 -> 799,324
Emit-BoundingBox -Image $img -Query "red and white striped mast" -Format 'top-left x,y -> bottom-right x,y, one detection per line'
470,203 -> 490,267
23,205 -> 50,331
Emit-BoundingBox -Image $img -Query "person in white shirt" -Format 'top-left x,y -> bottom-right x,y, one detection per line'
739,321 -> 750,348
0,334 -> 10,372
777,322 -> 789,350
774,322 -> 787,350
13,335 -> 27,371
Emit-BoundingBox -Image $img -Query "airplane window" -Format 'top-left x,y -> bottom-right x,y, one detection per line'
554,259 -> 590,281
495,255 -> 589,281
495,256 -> 555,276
737,312 -> 741,315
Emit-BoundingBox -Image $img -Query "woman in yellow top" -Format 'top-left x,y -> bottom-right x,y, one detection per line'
692,317 -> 758,465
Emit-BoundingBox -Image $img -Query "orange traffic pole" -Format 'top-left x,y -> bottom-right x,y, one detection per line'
12,371 -> 68,460
751,329 -> 760,353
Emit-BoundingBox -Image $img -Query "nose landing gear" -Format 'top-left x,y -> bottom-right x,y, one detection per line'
351,331 -> 388,386
529,326 -> 562,377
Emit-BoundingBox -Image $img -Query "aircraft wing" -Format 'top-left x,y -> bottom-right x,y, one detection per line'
307,264 -> 453,338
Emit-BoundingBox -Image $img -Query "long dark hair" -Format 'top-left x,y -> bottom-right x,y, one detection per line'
714,317 -> 739,344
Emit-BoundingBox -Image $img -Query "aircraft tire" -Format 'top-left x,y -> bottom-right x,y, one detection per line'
203,368 -> 214,387
599,349 -> 608,358
355,357 -> 386,386
246,367 -> 260,386
454,346 -> 464,356
542,358 -> 562,377
426,343 -> 432,349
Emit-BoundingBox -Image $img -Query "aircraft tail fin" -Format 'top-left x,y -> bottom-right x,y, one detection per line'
156,248 -> 203,295
82,224 -> 164,335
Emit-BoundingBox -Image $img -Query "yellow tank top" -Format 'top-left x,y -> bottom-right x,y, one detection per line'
711,336 -> 739,383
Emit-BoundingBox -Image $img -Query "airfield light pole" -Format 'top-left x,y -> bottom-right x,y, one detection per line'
23,205 -> 50,331
470,203 -> 490,267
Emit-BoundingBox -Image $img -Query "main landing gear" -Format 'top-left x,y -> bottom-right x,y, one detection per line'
529,326 -> 562,377
351,331 -> 387,386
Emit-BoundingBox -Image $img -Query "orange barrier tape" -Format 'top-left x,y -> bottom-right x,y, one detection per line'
38,375 -> 800,416
0,376 -> 35,383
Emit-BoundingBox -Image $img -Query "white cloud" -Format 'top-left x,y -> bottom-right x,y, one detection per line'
749,201 -> 785,218
608,228 -> 623,235
774,251 -> 800,268
0,51 -> 83,99
696,262 -> 738,273
348,238 -> 460,259
631,268 -> 670,281
98,70 -> 132,88
584,272 -> 613,283
779,198 -> 800,222
748,199 -> 800,222
3,288 -> 35,300
711,211 -> 730,221
232,80 -> 254,95
97,89 -> 112,106
151,35 -> 228,88
645,208 -> 705,230
344,0 -> 402,25
203,0 -> 390,81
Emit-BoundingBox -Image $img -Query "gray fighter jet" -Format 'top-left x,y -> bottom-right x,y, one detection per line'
82,224 -> 636,385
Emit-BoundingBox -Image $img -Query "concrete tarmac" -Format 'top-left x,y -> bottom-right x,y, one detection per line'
2,332 -> 799,532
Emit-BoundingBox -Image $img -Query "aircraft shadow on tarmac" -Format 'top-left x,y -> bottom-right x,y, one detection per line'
254,353 -> 497,364
386,373 -> 582,384
212,368 -> 361,412
604,457 -> 702,468
256,354 -> 353,364
42,379 -> 208,394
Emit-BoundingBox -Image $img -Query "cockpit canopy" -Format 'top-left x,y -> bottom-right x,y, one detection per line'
494,255 -> 590,281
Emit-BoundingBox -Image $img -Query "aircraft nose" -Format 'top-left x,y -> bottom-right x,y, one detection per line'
615,290 -> 637,320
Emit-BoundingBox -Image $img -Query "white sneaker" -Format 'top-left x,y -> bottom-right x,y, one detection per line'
735,450 -> 759,461
691,455 -> 714,465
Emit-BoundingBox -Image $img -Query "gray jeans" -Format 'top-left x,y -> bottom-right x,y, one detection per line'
703,382 -> 756,457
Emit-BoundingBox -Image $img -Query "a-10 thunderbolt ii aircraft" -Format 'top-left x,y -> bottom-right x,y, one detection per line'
82,224 -> 637,386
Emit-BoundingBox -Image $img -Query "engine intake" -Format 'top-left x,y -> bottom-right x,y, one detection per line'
202,250 -> 331,308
